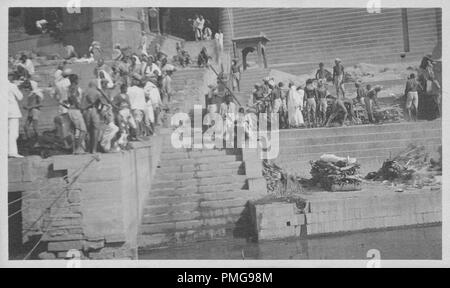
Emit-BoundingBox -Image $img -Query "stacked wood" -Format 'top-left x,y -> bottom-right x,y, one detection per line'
310,156 -> 362,191
368,144 -> 432,181
262,160 -> 286,196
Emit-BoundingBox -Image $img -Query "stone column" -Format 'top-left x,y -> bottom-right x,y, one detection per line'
148,8 -> 160,34
92,8 -> 143,59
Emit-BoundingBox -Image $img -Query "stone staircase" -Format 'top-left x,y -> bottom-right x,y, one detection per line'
138,136 -> 262,249
169,68 -> 210,113
233,68 -> 270,107
223,8 -> 440,75
274,120 -> 442,177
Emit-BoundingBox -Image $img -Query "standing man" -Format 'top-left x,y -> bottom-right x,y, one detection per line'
161,69 -> 174,104
144,80 -> 163,126
128,74 -> 147,137
8,72 -> 24,158
355,80 -> 366,105
140,31 -> 148,56
404,73 -> 421,121
287,82 -> 305,128
198,15 -> 206,39
333,58 -> 346,99
21,80 -> 43,140
67,74 -> 87,154
113,84 -> 137,140
82,80 -> 103,153
316,79 -> 329,126
315,63 -> 330,83
54,68 -> 73,149
304,79 -> 318,128
219,93 -> 237,144
364,85 -> 381,123
230,59 -> 241,92
193,14 -> 201,41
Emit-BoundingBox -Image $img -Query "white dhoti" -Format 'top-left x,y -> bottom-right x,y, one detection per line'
287,86 -> 304,127
8,118 -> 20,157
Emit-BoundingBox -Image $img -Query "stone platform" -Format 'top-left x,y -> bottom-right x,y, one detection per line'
253,182 -> 441,241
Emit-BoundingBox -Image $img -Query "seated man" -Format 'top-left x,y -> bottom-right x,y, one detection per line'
197,47 -> 210,68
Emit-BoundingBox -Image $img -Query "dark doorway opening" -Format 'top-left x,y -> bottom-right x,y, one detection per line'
22,8 -> 63,36
160,8 -> 220,40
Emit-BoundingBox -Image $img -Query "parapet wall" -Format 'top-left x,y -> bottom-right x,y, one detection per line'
8,138 -> 161,260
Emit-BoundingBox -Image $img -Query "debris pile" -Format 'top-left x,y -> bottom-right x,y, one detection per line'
353,101 -> 404,125
18,130 -> 71,158
262,160 -> 305,196
373,102 -> 404,123
366,144 -> 441,185
310,154 -> 362,192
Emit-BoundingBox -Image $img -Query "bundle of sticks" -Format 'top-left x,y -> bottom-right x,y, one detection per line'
369,144 -> 431,181
373,103 -> 404,123
310,157 -> 362,191
262,160 -> 287,195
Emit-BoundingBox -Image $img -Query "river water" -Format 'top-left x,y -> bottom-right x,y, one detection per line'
139,225 -> 441,260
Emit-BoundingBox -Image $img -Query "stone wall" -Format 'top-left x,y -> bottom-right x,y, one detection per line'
8,139 -> 161,260
253,187 -> 441,241
220,8 -> 441,75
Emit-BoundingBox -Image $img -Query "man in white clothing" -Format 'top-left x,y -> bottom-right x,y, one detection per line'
144,80 -> 163,125
127,75 -> 147,136
17,54 -> 35,76
219,93 -> 237,145
8,73 -> 24,158
287,82 -> 305,128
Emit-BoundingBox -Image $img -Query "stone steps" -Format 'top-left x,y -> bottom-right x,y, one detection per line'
278,121 -> 441,139
277,136 -> 441,156
150,182 -> 248,197
156,160 -> 243,173
157,155 -> 243,168
152,174 -> 248,189
140,213 -> 244,235
143,197 -> 252,217
147,190 -> 258,207
156,166 -> 244,181
139,140 -> 253,248
224,8 -> 438,75
159,148 -> 240,160
138,224 -> 232,249
280,128 -> 441,147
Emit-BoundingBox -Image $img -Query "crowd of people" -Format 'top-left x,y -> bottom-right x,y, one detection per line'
8,42 -> 176,158
244,56 -> 441,129
7,31 -> 441,159
190,14 -> 215,41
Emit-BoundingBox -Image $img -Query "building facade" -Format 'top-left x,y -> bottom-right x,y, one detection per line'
9,7 -> 441,74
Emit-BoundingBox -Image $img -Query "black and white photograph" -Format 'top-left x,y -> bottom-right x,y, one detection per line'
1,0 -> 447,268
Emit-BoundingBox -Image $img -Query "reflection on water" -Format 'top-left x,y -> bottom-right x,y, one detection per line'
139,225 -> 441,260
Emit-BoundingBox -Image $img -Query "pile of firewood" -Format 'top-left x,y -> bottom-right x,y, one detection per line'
367,144 -> 433,181
310,156 -> 362,191
262,160 -> 286,195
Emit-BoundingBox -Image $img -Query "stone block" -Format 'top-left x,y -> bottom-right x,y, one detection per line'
83,240 -> 105,251
248,177 -> 267,194
48,240 -> 84,252
244,161 -> 263,178
38,252 -> 56,260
